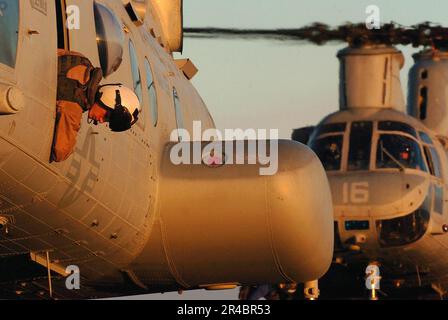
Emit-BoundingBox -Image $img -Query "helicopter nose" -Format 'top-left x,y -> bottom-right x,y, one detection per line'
330,171 -> 431,249
0,83 -> 24,114
329,171 -> 430,219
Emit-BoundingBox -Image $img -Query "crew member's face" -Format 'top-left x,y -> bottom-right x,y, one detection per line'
88,103 -> 108,123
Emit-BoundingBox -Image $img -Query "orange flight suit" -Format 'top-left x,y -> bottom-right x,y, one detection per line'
51,49 -> 102,162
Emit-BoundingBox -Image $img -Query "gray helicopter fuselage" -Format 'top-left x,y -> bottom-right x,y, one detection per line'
309,107 -> 448,289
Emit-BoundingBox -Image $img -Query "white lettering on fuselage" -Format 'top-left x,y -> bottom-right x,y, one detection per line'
342,182 -> 370,204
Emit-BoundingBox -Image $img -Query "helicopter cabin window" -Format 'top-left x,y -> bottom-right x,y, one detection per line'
310,135 -> 344,171
348,121 -> 372,171
173,88 -> 185,141
434,185 -> 444,214
128,40 -> 143,105
376,134 -> 427,172
378,121 -> 417,138
0,0 -> 19,68
144,59 -> 158,127
93,2 -> 125,77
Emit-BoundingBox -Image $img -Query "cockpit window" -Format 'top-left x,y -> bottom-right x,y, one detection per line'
430,147 -> 442,178
377,191 -> 431,248
378,121 -> 417,138
310,135 -> 343,171
348,121 -> 372,171
0,0 -> 19,68
423,147 -> 436,176
376,134 -> 427,171
376,207 -> 430,248
424,146 -> 442,178
419,131 -> 433,145
314,123 -> 346,136
94,2 -> 125,77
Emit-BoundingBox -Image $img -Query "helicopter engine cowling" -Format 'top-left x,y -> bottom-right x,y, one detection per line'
408,49 -> 448,137
338,45 -> 405,112
130,140 -> 334,290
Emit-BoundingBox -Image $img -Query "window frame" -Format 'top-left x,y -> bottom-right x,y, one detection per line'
374,132 -> 428,172
373,122 -> 429,173
310,122 -> 349,172
347,121 -> 373,172
310,133 -> 346,172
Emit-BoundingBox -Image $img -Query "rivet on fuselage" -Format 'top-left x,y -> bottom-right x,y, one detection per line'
91,220 -> 100,227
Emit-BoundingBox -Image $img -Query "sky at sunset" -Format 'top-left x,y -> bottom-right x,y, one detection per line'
177,0 -> 448,139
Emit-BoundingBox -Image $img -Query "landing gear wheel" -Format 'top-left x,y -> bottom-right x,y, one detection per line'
304,280 -> 320,300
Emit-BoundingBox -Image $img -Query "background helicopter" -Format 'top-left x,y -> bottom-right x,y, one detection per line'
185,22 -> 448,299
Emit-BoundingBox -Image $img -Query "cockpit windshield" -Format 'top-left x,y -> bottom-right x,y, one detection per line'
310,135 -> 343,171
376,134 -> 427,171
378,121 -> 418,138
309,120 -> 430,174
313,123 -> 346,136
348,121 -> 372,171
309,123 -> 346,171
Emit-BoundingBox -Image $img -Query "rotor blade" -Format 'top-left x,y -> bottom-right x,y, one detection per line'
184,22 -> 448,48
184,24 -> 340,45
